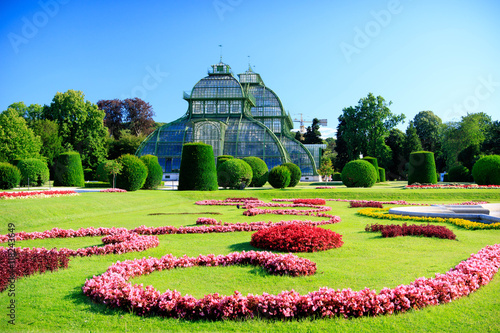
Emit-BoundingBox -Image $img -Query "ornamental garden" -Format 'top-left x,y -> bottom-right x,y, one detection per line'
0,147 -> 499,332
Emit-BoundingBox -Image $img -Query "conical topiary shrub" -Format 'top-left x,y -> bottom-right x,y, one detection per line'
54,152 -> 85,187
362,156 -> 380,182
178,142 -> 218,191
140,155 -> 163,189
408,151 -> 437,185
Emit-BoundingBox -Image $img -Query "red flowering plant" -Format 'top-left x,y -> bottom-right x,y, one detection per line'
0,190 -> 79,199
251,224 -> 344,252
293,199 -> 326,205
196,217 -> 221,225
350,201 -> 383,208
365,223 -> 457,240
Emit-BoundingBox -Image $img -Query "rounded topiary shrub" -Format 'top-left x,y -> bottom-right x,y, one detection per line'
281,162 -> 301,187
472,155 -> 500,185
178,142 -> 218,191
54,152 -> 85,187
115,154 -> 148,191
448,165 -> 472,182
332,172 -> 342,181
378,167 -> 386,182
362,156 -> 380,182
242,156 -> 268,187
217,159 -> 253,189
17,158 -> 49,186
216,155 -> 233,170
251,224 -> 344,252
140,155 -> 163,189
268,165 -> 291,189
0,162 -> 21,190
341,160 -> 377,188
408,151 -> 437,185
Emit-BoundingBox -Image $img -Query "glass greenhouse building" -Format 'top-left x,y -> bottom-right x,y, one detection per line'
136,61 -> 322,180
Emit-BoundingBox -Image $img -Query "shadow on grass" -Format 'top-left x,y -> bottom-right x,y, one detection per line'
228,241 -> 256,252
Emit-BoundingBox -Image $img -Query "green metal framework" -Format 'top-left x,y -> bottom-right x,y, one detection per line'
136,62 -> 319,176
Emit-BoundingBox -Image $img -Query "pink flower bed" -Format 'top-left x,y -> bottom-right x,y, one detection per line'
196,217 -> 221,225
350,201 -> 384,208
0,190 -> 79,199
365,223 -> 457,240
100,188 -> 127,192
251,224 -> 344,252
273,198 -> 489,206
315,186 -> 335,189
82,244 -> 500,320
406,184 -> 500,189
293,198 -> 326,205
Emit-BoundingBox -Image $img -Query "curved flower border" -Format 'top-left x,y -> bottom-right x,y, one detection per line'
82,245 -> 500,320
0,190 -> 79,199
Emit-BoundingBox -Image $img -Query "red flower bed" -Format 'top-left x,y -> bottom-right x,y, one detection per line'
365,223 -> 456,240
350,201 -> 383,208
196,217 -> 220,225
0,247 -> 70,292
0,190 -> 79,199
251,224 -> 344,252
293,198 -> 326,205
82,244 -> 500,320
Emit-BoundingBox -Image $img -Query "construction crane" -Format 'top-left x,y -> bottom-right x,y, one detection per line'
293,113 -> 327,134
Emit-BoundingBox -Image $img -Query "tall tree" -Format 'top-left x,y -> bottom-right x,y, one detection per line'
413,111 -> 442,152
122,98 -> 155,136
334,116 -> 352,172
303,118 -> 323,144
29,119 -> 63,167
0,108 -> 42,162
8,102 -> 43,121
107,129 -> 145,160
482,120 -> 500,155
97,99 -> 124,139
403,121 -> 422,158
385,128 -> 406,180
43,90 -> 108,170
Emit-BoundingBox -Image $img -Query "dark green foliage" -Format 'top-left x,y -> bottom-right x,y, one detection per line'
217,159 -> 253,189
217,155 -> 234,169
362,156 -> 380,182
281,162 -> 301,187
17,158 -> 49,186
472,155 -> 500,185
341,160 -> 378,188
54,152 -> 85,187
140,155 -> 163,189
115,154 -> 148,191
408,151 -> 437,185
268,165 -> 291,189
0,162 -> 21,190
332,172 -> 342,181
83,168 -> 93,181
457,144 -> 481,171
443,173 -> 449,182
378,167 -> 386,182
96,160 -> 110,182
242,156 -> 268,187
178,143 -> 218,191
448,165 -> 472,182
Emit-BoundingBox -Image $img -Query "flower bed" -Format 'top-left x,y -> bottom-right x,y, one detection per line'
293,198 -> 326,205
365,223 -> 456,240
0,190 -> 79,199
82,244 -> 500,320
350,201 -> 383,208
274,198 -> 489,206
357,208 -> 500,230
251,224 -> 344,252
315,186 -> 335,189
406,184 -> 500,189
100,188 -> 127,192
196,217 -> 220,225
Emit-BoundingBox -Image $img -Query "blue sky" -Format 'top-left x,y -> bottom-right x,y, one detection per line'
1,0 -> 499,138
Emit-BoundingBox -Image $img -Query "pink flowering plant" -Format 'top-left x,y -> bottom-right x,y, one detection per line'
0,190 -> 79,199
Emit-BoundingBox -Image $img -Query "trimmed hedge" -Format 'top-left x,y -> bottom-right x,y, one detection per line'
178,143 -> 218,191
472,155 -> 500,185
268,165 -> 291,189
362,156 -> 380,182
408,151 -> 437,185
140,155 -> 163,189
332,172 -> 342,181
378,167 -> 386,182
217,159 -> 253,189
281,162 -> 301,187
17,158 -> 49,186
341,160 -> 377,188
54,152 -> 85,187
216,155 -> 234,170
448,165 -> 472,182
242,156 -> 268,187
0,162 -> 21,190
114,154 -> 148,191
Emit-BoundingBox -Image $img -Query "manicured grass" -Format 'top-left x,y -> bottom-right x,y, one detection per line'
0,185 -> 499,332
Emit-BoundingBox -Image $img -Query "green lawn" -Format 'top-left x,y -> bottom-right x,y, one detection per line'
1,184 -> 499,332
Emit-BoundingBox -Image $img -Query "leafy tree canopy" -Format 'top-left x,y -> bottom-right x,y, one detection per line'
413,110 -> 442,152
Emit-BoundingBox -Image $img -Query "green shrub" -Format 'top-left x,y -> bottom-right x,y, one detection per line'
178,143 -> 218,191
242,156 -> 268,187
268,165 -> 291,189
216,155 -> 233,169
448,165 -> 472,182
281,162 -> 301,187
341,160 -> 377,188
54,152 -> 85,187
217,159 -> 253,189
472,155 -> 500,185
362,156 -> 380,182
332,172 -> 342,181
83,168 -> 93,181
115,154 -> 148,191
0,162 -> 21,190
140,155 -> 163,189
408,151 -> 437,185
17,158 -> 49,186
378,167 -> 386,182
443,173 -> 449,182
96,161 -> 110,182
